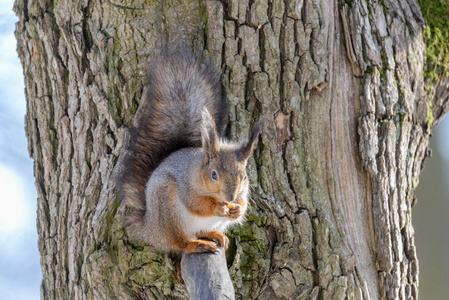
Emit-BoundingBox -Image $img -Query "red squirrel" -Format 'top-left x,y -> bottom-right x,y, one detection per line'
118,49 -> 262,253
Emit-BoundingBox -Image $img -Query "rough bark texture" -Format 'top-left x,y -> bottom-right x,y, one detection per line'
14,0 -> 448,299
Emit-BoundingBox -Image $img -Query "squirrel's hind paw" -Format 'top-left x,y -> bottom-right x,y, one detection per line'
196,230 -> 229,250
183,239 -> 220,253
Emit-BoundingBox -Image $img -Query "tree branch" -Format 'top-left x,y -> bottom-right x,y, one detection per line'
181,248 -> 235,300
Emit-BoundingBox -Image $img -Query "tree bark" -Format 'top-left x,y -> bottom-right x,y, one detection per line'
14,0 -> 448,299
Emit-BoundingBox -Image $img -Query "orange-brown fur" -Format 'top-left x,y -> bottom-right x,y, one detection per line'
187,196 -> 221,217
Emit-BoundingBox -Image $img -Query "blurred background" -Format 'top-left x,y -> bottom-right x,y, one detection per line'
0,1 -> 41,299
0,1 -> 448,299
414,119 -> 449,299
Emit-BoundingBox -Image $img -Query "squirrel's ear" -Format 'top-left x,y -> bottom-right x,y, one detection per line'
201,108 -> 219,164
238,117 -> 263,161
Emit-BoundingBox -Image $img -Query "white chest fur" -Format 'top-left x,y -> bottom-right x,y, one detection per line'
185,215 -> 232,236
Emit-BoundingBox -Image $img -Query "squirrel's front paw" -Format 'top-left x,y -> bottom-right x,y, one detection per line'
226,203 -> 244,220
214,203 -> 229,217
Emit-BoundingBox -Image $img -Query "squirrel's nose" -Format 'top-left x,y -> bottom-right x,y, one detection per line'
227,191 -> 237,203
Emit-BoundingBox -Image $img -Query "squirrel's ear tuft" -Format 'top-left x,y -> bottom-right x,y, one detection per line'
238,117 -> 263,161
201,108 -> 219,164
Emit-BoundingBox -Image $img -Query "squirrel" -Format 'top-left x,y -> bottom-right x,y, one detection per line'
118,49 -> 262,254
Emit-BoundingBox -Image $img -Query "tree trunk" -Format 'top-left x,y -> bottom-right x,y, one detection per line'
14,0 -> 448,299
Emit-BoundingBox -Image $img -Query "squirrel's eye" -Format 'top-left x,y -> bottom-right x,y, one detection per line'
244,175 -> 247,180
211,170 -> 218,181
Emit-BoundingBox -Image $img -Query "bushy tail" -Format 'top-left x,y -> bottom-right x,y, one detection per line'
117,49 -> 226,237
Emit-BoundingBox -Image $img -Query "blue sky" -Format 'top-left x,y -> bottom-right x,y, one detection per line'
0,1 -> 41,299
0,0 -> 448,299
